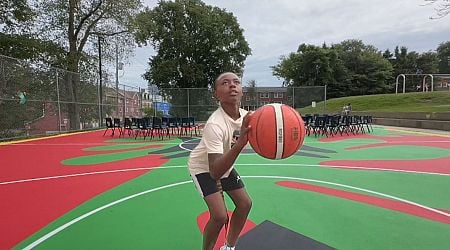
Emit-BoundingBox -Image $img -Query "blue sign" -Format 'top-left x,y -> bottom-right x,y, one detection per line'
154,102 -> 171,115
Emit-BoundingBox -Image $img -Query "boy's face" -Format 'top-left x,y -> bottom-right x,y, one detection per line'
214,72 -> 243,105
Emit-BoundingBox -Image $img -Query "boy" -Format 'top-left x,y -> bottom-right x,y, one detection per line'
188,72 -> 252,250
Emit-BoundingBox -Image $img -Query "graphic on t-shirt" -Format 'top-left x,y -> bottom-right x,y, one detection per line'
231,130 -> 240,148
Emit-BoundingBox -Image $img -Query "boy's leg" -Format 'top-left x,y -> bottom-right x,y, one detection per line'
225,187 -> 252,247
203,191 -> 229,250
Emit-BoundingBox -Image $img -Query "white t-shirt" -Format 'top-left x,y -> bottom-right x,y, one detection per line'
188,106 -> 248,177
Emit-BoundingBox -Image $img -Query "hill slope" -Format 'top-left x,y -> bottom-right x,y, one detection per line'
297,91 -> 450,114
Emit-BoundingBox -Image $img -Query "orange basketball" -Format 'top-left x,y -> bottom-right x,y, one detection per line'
248,103 -> 305,159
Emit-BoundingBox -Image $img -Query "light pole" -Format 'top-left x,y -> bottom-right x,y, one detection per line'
98,36 -> 103,126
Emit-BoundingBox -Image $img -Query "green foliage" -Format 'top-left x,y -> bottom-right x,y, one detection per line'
0,0 -> 34,28
134,0 -> 251,89
272,38 -> 447,99
333,40 -> 393,96
273,40 -> 426,98
437,41 -> 450,73
28,0 -> 142,129
0,33 -> 66,67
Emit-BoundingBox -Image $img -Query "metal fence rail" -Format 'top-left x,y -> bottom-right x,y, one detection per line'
0,54 -> 326,141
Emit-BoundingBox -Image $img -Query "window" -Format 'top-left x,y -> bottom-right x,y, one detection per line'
260,92 -> 269,98
274,92 -> 283,98
246,96 -> 251,101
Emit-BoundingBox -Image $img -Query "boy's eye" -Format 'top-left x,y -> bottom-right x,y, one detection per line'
221,80 -> 241,85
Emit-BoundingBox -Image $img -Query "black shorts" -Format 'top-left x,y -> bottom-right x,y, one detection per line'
192,168 -> 244,197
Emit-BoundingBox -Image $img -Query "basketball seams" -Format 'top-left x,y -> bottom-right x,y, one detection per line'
263,104 -> 277,159
272,104 -> 284,159
252,109 -> 263,154
248,103 -> 305,160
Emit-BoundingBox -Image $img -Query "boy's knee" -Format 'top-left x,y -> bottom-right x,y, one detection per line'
238,198 -> 252,212
210,213 -> 229,225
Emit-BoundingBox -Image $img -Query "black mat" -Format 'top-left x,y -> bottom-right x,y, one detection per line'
236,220 -> 335,250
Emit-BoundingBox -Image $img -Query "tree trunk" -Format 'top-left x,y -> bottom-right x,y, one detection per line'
66,0 -> 80,130
66,52 -> 80,130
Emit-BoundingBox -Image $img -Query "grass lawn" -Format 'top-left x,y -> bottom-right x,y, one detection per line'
298,91 -> 450,114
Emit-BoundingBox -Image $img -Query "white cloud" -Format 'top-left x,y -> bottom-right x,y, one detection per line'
121,0 -> 450,87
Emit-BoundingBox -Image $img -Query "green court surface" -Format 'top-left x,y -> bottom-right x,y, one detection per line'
1,126 -> 449,249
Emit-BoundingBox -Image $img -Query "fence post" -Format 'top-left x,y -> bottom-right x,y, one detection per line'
56,69 -> 62,132
187,88 -> 190,117
97,77 -> 102,126
138,87 -> 142,118
123,84 -> 126,118
292,87 -> 295,108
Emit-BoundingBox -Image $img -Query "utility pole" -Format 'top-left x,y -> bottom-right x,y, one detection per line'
115,41 -> 120,119
98,36 -> 103,126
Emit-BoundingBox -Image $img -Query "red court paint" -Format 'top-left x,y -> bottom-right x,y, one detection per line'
277,181 -> 450,224
197,210 -> 256,250
0,130 -> 168,249
321,158 -> 450,175
318,134 -> 450,174
320,134 -> 450,150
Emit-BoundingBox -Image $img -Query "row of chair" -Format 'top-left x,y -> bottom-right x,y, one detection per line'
301,114 -> 373,137
103,116 -> 200,139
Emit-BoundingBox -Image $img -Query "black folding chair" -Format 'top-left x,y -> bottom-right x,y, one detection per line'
134,117 -> 152,140
168,117 -> 180,135
103,117 -> 115,136
151,116 -> 169,139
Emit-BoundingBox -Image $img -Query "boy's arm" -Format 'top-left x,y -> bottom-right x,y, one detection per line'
208,112 -> 252,180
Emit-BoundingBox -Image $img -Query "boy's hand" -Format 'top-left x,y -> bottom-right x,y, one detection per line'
236,111 -> 253,148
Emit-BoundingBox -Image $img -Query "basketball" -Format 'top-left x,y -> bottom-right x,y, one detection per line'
248,103 -> 305,159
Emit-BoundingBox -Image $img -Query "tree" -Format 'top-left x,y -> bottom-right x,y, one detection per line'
382,49 -> 394,60
245,79 -> 258,109
424,0 -> 450,18
436,41 -> 450,73
334,40 -> 393,95
0,0 -> 33,28
29,0 -> 142,129
417,51 -> 438,74
0,33 -> 66,66
135,0 -> 251,89
272,44 -> 349,98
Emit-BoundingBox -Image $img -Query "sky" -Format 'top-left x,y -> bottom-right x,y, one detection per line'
116,0 -> 450,88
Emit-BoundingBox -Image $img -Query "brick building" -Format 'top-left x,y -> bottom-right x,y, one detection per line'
27,102 -> 69,135
241,87 -> 289,110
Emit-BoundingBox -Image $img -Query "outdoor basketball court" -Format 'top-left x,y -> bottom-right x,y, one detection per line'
1,125 -> 449,249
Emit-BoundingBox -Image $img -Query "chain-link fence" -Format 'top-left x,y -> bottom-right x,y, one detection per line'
0,54 -> 327,141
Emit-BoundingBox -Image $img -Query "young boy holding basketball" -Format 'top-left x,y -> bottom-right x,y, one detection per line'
188,72 -> 253,250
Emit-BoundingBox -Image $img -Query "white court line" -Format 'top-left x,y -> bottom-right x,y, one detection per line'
2,163 -> 449,186
237,163 -> 450,177
22,175 -> 450,250
22,180 -> 192,250
0,166 -> 187,185
4,140 -> 450,147
178,138 -> 200,152
4,142 -> 201,146
387,127 -> 450,138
